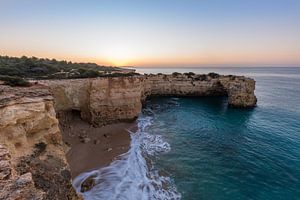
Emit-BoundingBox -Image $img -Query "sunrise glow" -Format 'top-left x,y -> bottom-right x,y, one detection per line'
1,0 -> 299,67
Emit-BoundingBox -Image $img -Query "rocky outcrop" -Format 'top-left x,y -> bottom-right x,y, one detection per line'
42,73 -> 256,126
0,144 -> 45,200
143,73 -> 256,107
0,85 -> 80,200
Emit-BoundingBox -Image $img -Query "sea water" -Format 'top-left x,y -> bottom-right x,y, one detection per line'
74,67 -> 300,200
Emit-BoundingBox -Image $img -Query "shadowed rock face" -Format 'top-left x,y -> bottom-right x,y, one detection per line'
43,73 -> 256,126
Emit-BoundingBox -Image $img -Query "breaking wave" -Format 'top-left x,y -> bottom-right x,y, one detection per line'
73,116 -> 181,200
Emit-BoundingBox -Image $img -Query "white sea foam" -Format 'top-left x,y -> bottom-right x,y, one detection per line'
73,116 -> 181,200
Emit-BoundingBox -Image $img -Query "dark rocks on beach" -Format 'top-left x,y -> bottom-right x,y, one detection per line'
81,176 -> 96,193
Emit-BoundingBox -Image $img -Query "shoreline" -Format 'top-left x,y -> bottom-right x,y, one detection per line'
59,110 -> 137,178
0,73 -> 257,199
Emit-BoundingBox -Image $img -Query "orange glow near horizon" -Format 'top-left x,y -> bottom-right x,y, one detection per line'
1,0 -> 300,67
2,49 -> 300,68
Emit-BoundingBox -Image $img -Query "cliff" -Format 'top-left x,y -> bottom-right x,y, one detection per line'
43,73 -> 256,126
0,85 -> 80,199
0,73 -> 256,199
143,73 -> 257,108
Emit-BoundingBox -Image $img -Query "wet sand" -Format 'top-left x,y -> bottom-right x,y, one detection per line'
59,111 -> 137,178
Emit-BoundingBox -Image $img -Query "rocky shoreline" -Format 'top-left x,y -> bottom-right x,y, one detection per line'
0,73 -> 256,199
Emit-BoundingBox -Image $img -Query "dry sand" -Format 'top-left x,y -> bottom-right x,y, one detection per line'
59,111 -> 137,178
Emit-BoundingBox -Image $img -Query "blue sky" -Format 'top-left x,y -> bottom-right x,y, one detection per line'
1,0 -> 299,67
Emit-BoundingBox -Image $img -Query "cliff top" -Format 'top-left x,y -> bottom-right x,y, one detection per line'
0,84 -> 52,107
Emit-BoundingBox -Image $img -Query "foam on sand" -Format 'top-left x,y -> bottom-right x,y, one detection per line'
73,116 -> 181,200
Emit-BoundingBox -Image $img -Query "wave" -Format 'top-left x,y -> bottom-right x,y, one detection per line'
73,116 -> 181,200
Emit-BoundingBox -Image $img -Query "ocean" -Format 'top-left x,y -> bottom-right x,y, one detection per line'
74,67 -> 300,200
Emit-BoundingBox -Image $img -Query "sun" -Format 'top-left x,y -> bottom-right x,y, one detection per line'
110,58 -> 129,66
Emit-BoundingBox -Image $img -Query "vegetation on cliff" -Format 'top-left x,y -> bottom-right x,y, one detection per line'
0,55 -> 139,86
0,75 -> 30,87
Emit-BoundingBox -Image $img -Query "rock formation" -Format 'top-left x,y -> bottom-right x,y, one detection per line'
42,73 -> 256,126
0,85 -> 80,199
0,73 -> 256,199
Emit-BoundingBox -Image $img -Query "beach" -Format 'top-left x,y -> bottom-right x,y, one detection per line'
59,111 -> 137,178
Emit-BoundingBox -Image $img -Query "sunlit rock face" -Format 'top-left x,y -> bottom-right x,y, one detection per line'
89,77 -> 144,126
143,73 -> 256,107
44,73 -> 256,126
43,77 -> 145,126
0,86 -> 80,200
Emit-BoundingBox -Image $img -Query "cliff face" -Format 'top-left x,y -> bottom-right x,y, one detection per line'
0,86 -> 80,200
43,73 -> 256,126
41,77 -> 145,126
143,74 -> 256,107
89,77 -> 144,126
219,76 -> 257,107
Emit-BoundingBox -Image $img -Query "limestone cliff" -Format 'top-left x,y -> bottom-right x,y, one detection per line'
0,85 -> 80,200
43,73 -> 256,126
40,77 -> 145,126
143,73 -> 256,107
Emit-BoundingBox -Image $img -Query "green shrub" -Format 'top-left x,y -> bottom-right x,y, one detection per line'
0,75 -> 30,87
172,72 -> 181,76
208,72 -> 220,78
184,72 -> 195,78
0,55 -> 122,79
194,74 -> 207,81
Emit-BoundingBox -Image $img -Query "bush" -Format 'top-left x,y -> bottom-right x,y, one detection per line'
194,74 -> 207,81
184,72 -> 195,78
72,68 -> 101,78
208,72 -> 220,78
0,55 -> 122,79
0,75 -> 30,87
172,72 -> 181,76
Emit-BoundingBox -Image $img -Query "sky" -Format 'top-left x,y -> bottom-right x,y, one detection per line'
0,0 -> 300,67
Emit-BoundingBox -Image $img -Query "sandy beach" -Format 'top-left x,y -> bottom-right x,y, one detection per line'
59,111 -> 137,178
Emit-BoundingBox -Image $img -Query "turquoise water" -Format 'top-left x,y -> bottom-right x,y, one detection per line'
139,67 -> 300,199
74,67 -> 300,200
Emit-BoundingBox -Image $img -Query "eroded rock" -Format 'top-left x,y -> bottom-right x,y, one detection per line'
42,73 -> 256,127
0,86 -> 81,199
